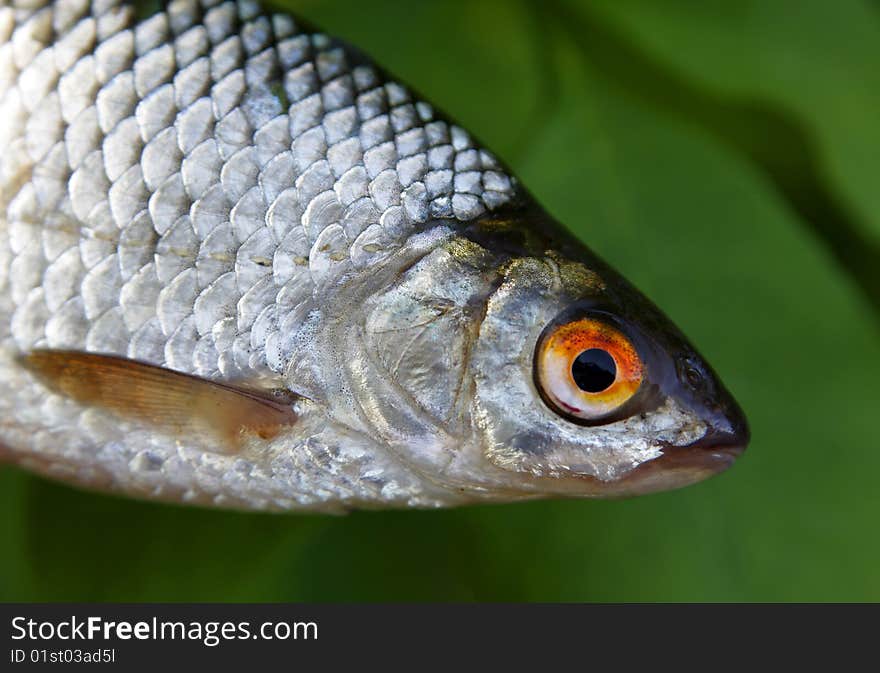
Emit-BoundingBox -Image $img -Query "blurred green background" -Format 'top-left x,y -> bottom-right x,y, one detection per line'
2,0 -> 879,601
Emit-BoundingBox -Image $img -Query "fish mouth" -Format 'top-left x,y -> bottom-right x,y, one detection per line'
493,403 -> 750,500
647,439 -> 744,477
581,440 -> 745,498
500,433 -> 747,500
609,376 -> 752,496
530,416 -> 749,499
598,415 -> 749,497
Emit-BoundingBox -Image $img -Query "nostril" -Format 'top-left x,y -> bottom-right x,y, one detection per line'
684,366 -> 704,390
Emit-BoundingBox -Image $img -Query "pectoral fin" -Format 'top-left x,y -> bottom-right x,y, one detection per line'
19,350 -> 299,452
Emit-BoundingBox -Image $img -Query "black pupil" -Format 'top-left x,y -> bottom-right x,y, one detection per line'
571,349 -> 617,393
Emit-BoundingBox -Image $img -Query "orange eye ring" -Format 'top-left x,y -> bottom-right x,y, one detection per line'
535,317 -> 644,422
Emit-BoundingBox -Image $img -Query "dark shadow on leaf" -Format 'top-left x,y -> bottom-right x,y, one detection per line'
544,0 -> 880,318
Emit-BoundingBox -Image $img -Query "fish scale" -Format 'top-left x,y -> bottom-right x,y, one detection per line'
0,0 -> 517,379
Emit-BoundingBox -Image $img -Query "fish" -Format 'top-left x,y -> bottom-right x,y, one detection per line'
0,0 -> 749,512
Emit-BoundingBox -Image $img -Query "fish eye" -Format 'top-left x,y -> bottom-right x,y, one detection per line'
535,317 -> 644,423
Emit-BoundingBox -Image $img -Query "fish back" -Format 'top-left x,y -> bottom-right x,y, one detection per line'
0,0 -> 518,381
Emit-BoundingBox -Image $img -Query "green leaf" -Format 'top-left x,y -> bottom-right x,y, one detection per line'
1,0 -> 877,601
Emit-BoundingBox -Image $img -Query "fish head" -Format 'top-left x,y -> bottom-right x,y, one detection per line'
352,210 -> 747,501
462,213 -> 750,498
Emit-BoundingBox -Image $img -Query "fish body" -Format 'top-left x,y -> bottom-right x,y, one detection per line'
0,0 -> 748,511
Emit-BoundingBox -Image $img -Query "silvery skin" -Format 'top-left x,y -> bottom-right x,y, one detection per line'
0,0 -> 748,512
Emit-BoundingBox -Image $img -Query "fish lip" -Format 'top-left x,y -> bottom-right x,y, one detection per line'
555,438 -> 746,498
654,413 -> 750,474
678,422 -> 749,458
605,423 -> 749,495
653,441 -> 744,473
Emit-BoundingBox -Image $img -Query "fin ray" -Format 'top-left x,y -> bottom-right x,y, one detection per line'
18,350 -> 299,452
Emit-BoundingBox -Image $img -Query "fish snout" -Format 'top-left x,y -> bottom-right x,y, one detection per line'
671,349 -> 750,460
679,381 -> 750,472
